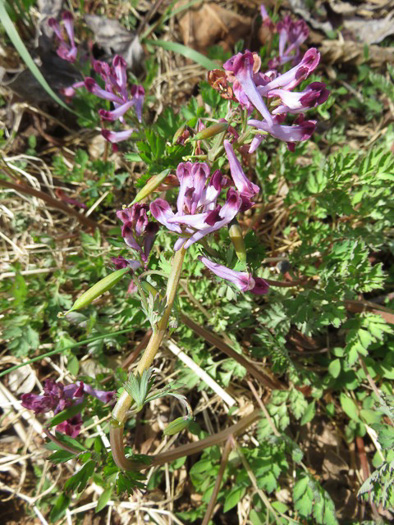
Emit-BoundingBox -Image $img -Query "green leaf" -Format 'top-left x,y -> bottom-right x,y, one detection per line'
50,493 -> 71,523
328,359 -> 341,378
145,39 -> 219,70
96,487 -> 113,513
67,354 -> 79,376
340,393 -> 360,422
48,450 -> 76,464
223,486 -> 246,513
46,399 -> 88,428
63,267 -> 130,315
301,402 -> 316,426
0,0 -> 75,113
293,476 -> 309,501
64,460 -> 95,493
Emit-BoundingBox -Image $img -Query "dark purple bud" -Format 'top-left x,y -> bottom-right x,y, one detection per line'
56,414 -> 83,438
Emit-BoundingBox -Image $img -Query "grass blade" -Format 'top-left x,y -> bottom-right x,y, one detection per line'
145,39 -> 219,71
0,328 -> 135,378
0,0 -> 74,112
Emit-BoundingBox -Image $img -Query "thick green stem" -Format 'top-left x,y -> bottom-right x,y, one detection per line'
110,247 -> 186,469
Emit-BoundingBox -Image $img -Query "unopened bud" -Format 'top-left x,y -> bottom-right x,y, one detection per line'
141,281 -> 162,299
192,122 -> 229,141
60,268 -> 129,316
228,220 -> 247,263
131,169 -> 171,204
173,124 -> 192,145
163,415 -> 192,436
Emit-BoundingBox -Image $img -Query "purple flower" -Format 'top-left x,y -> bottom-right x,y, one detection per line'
224,140 -> 260,201
48,12 -> 77,63
116,204 -> 159,263
200,256 -> 269,295
223,51 -> 273,125
259,48 -> 320,94
67,55 -> 144,144
56,415 -> 83,438
248,114 -> 316,149
101,129 -> 135,143
21,381 -> 115,437
150,162 -> 241,251
268,82 -> 330,114
85,78 -> 124,105
130,85 -> 145,123
270,16 -> 309,68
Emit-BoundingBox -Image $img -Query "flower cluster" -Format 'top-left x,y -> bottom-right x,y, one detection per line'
116,204 -> 159,265
260,6 -> 309,68
48,13 -> 145,146
222,48 -> 329,151
150,161 -> 239,251
147,155 -> 268,294
48,11 -> 77,63
21,380 -> 115,438
85,55 -> 145,144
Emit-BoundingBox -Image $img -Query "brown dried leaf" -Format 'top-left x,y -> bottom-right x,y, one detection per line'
320,39 -> 394,67
177,2 -> 252,53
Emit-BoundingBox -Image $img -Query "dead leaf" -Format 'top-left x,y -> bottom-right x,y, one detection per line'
177,2 -> 252,54
84,15 -> 144,74
8,365 -> 35,395
288,0 -> 333,34
320,39 -> 394,67
343,13 -> 394,44
3,52 -> 82,104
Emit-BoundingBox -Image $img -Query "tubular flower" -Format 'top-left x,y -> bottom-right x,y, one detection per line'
224,140 -> 259,204
150,162 -> 240,251
48,11 -> 77,63
200,256 -> 269,295
268,82 -> 330,114
21,380 -> 115,438
116,204 -> 159,264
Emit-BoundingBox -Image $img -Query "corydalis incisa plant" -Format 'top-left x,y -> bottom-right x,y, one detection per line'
45,5 -> 329,472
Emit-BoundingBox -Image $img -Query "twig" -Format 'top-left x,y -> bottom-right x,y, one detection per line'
202,436 -> 234,525
180,314 -> 285,391
247,380 -> 280,437
0,177 -> 100,231
234,441 -> 283,525
167,339 -> 236,408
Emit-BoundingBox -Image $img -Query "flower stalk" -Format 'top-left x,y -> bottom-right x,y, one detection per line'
110,246 -> 186,468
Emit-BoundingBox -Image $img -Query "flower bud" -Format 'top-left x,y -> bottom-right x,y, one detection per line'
228,220 -> 247,263
131,169 -> 171,204
192,122 -> 229,141
163,415 -> 192,436
60,268 -> 129,316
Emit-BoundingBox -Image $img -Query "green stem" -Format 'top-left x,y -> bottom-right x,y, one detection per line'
110,247 -> 186,468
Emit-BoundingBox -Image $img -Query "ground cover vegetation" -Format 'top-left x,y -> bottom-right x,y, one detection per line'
0,0 -> 393,523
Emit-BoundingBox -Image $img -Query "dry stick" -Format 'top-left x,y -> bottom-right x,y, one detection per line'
201,436 -> 234,525
0,178 -> 99,231
121,330 -> 153,370
344,299 -> 394,325
180,314 -> 285,391
247,380 -> 280,437
234,441 -> 282,525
